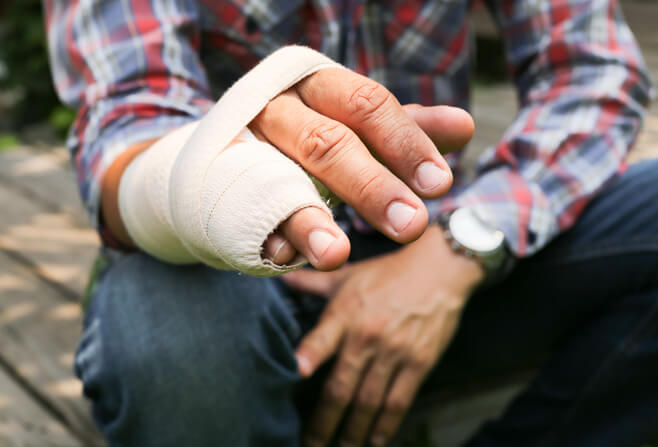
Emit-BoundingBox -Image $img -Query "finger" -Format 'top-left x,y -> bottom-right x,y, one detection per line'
296,68 -> 454,198
262,231 -> 297,265
282,267 -> 350,298
339,356 -> 399,447
252,90 -> 429,244
369,367 -> 426,447
278,206 -> 350,271
296,310 -> 346,377
305,336 -> 375,447
403,104 -> 475,153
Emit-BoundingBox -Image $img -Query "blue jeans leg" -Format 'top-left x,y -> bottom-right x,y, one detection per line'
75,256 -> 303,447
76,159 -> 658,447
418,159 -> 658,446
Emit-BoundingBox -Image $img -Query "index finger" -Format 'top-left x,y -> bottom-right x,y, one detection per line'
296,310 -> 346,377
252,91 -> 429,243
296,69 -> 456,198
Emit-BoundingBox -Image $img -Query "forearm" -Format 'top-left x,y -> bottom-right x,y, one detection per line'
100,139 -> 159,247
461,0 -> 651,257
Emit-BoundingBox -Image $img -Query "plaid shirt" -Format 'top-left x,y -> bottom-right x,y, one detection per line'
44,0 -> 651,257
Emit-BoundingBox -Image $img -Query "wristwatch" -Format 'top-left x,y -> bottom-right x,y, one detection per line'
438,207 -> 512,283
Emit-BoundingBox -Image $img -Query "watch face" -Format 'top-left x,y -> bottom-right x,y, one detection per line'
449,208 -> 504,254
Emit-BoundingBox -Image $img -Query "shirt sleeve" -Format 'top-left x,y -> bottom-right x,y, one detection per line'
434,0 -> 652,257
43,0 -> 214,229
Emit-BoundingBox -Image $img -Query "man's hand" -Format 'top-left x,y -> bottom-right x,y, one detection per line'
282,225 -> 484,447
101,67 -> 473,266
254,68 -> 474,270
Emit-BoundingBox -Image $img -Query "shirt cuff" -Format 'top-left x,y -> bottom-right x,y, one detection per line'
440,166 -> 560,258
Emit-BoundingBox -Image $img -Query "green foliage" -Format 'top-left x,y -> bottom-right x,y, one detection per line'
0,133 -> 20,151
0,0 -> 73,136
49,106 -> 76,135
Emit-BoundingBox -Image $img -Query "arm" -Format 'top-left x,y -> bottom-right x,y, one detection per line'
283,2 -> 652,445
44,0 -> 335,264
441,0 -> 652,257
43,0 -> 213,240
110,52 -> 471,275
46,1 -> 475,275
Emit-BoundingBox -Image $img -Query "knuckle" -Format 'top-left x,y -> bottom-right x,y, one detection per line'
356,391 -> 380,412
383,337 -> 409,357
347,81 -> 391,123
356,322 -> 384,346
324,380 -> 353,407
386,395 -> 411,413
298,120 -> 351,166
350,168 -> 384,204
408,350 -> 433,371
382,122 -> 420,164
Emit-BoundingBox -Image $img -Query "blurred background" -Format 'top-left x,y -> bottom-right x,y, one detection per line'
0,1 -> 655,446
0,0 -> 75,148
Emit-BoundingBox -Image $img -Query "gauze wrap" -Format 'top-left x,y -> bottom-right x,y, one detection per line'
118,46 -> 345,276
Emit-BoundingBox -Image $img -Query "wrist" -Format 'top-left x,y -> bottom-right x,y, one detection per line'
438,208 -> 512,286
401,225 -> 485,294
429,225 -> 486,289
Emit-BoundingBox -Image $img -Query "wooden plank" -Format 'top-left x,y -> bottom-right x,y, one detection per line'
0,146 -> 101,442
0,176 -> 99,299
470,5 -> 498,38
0,251 -> 105,446
465,85 -> 516,167
0,364 -> 82,447
621,1 -> 658,50
0,146 -> 87,226
629,113 -> 658,163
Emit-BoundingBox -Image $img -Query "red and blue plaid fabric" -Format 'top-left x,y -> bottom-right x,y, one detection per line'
44,0 -> 651,256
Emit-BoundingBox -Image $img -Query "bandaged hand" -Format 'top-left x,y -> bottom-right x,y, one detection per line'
117,46 -> 474,276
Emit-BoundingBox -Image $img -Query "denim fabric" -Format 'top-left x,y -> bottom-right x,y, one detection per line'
75,160 -> 658,447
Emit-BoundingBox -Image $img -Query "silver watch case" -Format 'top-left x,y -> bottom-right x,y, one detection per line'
442,208 -> 507,274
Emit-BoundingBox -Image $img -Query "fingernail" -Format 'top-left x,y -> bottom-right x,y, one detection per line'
371,434 -> 386,446
416,161 -> 449,191
386,201 -> 417,233
271,239 -> 288,261
297,354 -> 312,376
308,230 -> 336,261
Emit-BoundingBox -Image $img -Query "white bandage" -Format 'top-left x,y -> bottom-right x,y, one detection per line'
118,46 -> 344,276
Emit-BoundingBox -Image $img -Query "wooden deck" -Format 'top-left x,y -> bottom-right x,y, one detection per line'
0,3 -> 656,446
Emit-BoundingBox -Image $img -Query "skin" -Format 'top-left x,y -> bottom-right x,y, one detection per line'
101,68 -> 474,269
283,225 -> 484,447
100,67 -> 480,445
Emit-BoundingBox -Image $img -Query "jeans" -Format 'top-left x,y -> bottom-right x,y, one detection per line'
75,159 -> 658,447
